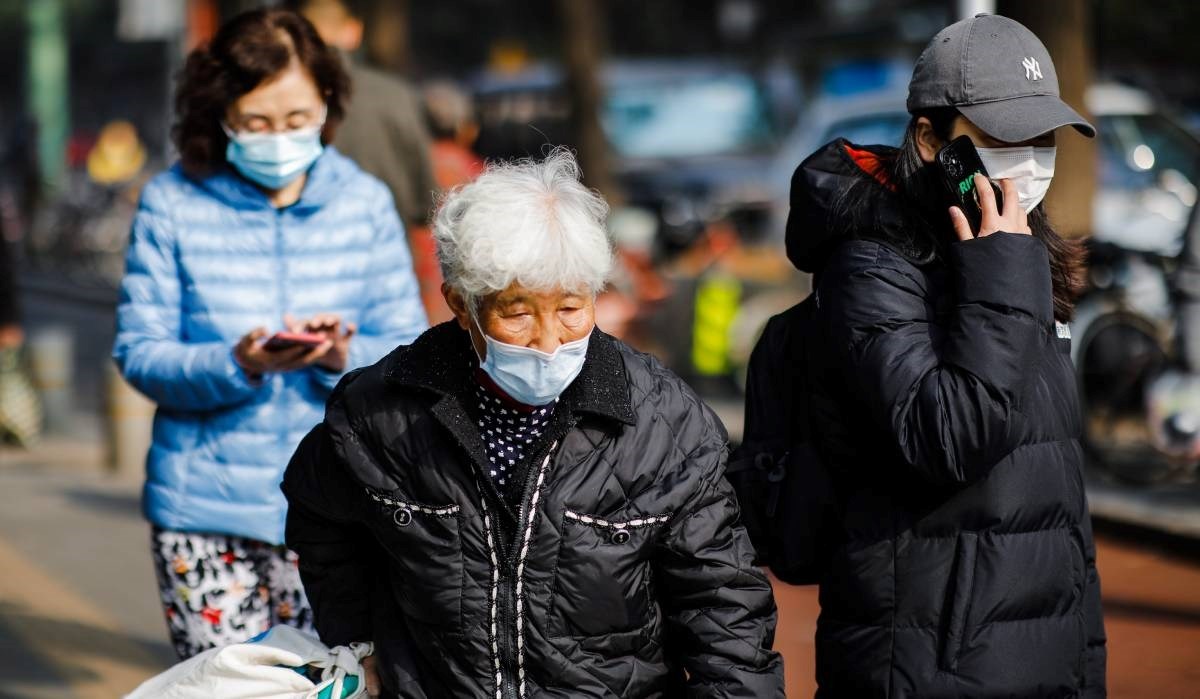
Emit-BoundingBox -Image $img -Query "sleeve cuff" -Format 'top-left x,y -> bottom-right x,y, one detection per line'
219,346 -> 263,391
311,364 -> 345,392
949,232 -> 1053,324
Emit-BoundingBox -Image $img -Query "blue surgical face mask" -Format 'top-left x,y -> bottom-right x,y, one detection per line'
473,316 -> 591,406
222,118 -> 325,190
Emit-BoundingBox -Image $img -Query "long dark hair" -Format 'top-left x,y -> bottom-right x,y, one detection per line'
835,108 -> 1085,322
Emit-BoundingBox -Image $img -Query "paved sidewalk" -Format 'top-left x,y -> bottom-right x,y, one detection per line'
0,439 -> 173,698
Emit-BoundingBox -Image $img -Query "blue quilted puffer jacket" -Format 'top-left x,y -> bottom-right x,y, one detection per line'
113,148 -> 427,544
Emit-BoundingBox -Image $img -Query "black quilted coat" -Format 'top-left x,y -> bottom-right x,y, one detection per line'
282,322 -> 784,698
788,141 -> 1107,698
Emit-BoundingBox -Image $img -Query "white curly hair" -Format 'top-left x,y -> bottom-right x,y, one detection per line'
433,148 -> 614,309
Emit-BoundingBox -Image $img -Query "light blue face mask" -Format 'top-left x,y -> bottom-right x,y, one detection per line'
473,316 -> 591,406
222,120 -> 324,190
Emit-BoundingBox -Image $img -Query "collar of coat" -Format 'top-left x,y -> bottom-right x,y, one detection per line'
185,146 -> 358,213
385,321 -> 637,427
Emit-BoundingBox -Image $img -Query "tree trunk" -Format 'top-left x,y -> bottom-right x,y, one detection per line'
557,0 -> 620,201
997,0 -> 1096,239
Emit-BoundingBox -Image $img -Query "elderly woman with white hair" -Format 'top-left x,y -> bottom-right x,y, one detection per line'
282,150 -> 784,698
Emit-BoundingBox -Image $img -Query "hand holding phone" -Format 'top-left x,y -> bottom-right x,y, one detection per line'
935,136 -> 1030,241
283,313 -> 356,373
262,331 -> 328,352
934,135 -> 1004,236
233,327 -> 333,379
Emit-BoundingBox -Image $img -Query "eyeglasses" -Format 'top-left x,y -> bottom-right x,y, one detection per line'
222,106 -> 328,136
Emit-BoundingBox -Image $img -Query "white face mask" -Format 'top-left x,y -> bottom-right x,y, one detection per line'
975,146 -> 1056,213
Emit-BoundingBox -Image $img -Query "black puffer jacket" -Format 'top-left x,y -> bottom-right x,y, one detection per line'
282,322 -> 783,698
789,141 -> 1106,697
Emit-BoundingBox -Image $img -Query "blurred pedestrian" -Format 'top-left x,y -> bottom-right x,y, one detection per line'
782,14 -> 1106,697
423,80 -> 485,191
288,0 -> 435,232
0,210 -> 41,448
112,8 -> 427,660
282,149 -> 784,697
0,112 -> 30,350
0,218 -> 17,350
291,0 -> 449,324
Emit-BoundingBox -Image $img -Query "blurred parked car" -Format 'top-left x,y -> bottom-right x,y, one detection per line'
471,59 -> 801,254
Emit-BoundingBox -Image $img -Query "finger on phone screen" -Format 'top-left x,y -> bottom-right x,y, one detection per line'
305,314 -> 333,333
949,206 -> 973,242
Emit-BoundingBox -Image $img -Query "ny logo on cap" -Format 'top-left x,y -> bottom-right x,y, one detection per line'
1022,56 -> 1043,81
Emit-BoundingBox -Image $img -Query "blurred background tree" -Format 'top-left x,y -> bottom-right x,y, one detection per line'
998,0 -> 1096,238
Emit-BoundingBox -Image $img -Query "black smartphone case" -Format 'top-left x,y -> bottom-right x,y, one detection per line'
934,135 -> 1004,235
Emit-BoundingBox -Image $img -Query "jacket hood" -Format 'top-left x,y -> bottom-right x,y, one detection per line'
786,139 -> 933,274
183,146 -> 359,213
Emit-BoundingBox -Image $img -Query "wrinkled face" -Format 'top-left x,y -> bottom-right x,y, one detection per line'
224,58 -> 325,135
446,283 -> 595,358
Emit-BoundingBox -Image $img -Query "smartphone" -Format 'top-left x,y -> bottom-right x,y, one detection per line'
262,331 -> 327,352
934,135 -> 1004,235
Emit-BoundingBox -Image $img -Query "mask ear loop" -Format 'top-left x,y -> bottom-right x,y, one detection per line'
470,311 -> 489,364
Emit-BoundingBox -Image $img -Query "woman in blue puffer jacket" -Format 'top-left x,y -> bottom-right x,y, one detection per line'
112,8 -> 427,659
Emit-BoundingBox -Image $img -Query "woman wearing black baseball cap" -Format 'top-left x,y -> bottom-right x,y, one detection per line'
784,14 -> 1106,697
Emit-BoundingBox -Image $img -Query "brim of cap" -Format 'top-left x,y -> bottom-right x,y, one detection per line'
957,94 -> 1096,142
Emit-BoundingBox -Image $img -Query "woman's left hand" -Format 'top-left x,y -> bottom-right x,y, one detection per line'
284,313 -> 356,373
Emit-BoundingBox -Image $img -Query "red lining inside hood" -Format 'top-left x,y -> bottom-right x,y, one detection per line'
844,144 -> 897,192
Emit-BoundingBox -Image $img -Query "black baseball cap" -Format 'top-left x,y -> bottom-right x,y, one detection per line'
907,13 -> 1095,142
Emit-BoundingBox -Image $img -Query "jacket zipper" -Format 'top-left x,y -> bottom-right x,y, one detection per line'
273,210 -> 290,448
274,209 -> 286,333
485,434 -> 565,699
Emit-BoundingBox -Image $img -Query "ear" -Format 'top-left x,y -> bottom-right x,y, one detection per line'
915,117 -> 943,164
443,284 -> 472,331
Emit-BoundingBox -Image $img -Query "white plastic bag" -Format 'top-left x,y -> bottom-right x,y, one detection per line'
125,626 -> 372,699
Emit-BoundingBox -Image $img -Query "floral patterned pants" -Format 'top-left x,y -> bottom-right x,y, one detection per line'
150,526 -> 314,659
